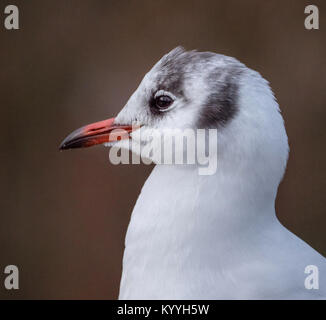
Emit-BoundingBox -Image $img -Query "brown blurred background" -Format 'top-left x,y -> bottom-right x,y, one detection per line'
0,0 -> 325,299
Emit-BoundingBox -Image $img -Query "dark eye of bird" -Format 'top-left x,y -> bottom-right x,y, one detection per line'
155,95 -> 173,109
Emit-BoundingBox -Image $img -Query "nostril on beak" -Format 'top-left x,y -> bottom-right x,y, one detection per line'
88,127 -> 105,133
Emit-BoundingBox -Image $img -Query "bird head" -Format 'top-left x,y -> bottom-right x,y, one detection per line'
60,47 -> 289,183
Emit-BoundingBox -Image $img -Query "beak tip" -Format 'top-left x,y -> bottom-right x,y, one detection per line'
58,117 -> 131,151
59,140 -> 68,151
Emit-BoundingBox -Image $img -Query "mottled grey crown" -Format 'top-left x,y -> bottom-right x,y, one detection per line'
152,47 -> 245,128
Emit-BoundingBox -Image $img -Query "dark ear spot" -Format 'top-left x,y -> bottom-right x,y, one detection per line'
198,67 -> 243,129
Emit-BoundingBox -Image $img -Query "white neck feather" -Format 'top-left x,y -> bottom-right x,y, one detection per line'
119,69 -> 290,299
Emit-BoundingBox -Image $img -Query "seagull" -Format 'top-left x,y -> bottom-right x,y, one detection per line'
60,47 -> 326,299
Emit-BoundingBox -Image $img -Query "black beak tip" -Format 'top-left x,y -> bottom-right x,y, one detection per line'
59,127 -> 86,151
59,142 -> 66,151
59,136 -> 87,151
59,138 -> 70,151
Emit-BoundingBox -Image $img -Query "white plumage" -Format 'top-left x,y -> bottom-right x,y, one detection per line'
61,47 -> 326,299
115,48 -> 326,299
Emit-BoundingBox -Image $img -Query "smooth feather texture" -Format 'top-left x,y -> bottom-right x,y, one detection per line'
113,48 -> 326,299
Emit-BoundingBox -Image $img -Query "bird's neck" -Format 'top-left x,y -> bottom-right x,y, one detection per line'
125,163 -> 279,249
120,163 -> 281,299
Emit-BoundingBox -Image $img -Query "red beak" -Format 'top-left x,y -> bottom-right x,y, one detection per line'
59,118 -> 135,150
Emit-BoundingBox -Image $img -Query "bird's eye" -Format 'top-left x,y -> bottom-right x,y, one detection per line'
155,95 -> 173,110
